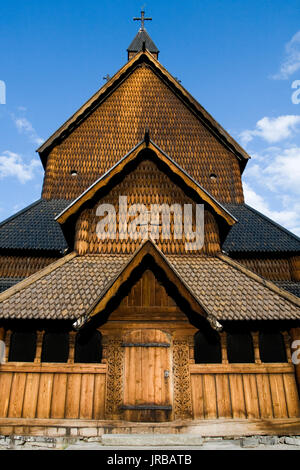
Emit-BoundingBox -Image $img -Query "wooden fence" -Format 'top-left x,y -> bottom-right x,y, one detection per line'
0,363 -> 106,420
190,363 -> 300,420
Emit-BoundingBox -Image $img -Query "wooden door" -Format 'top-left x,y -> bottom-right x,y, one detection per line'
122,329 -> 172,422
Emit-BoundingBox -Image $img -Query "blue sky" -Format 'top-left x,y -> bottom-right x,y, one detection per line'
0,0 -> 300,234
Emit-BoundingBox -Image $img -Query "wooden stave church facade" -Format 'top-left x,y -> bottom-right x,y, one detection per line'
0,28 -> 300,437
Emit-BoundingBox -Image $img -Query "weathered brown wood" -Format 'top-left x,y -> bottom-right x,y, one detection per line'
269,374 -> 288,419
229,374 -> 246,419
22,373 -> 40,418
0,253 -> 77,303
215,374 -> 232,418
88,241 -> 208,322
65,374 -> 82,419
0,373 -> 13,417
57,140 -> 237,226
291,256 -> 300,281
237,257 -> 292,281
256,374 -> 273,419
93,374 -> 106,419
51,374 -> 68,419
0,328 -> 5,342
251,332 -> 262,364
218,253 -> 300,308
191,375 -> 204,419
79,374 -> 95,419
242,374 -> 260,419
203,374 -> 217,419
122,329 -> 172,421
282,373 -> 300,418
8,373 -> 27,418
36,373 -> 54,419
2,416 -> 300,438
189,363 -> 294,374
0,255 -> 58,279
34,331 -> 44,364
0,363 -> 107,374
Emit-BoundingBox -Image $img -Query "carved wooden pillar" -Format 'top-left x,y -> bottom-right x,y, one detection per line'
290,328 -> 300,396
220,332 -> 228,364
0,328 -> 4,341
282,331 -> 292,363
34,330 -> 44,363
105,337 -> 124,419
172,339 -> 193,420
187,335 -> 195,364
251,332 -> 261,364
68,331 -> 76,364
4,330 -> 11,362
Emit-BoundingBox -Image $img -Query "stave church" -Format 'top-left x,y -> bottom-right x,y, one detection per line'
0,11 -> 300,438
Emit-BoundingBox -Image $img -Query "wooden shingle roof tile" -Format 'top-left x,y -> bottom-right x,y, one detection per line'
0,244 -> 299,322
39,54 -> 246,202
0,254 -> 131,320
166,253 -> 300,321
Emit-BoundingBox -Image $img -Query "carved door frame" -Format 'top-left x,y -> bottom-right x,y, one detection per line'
104,331 -> 193,421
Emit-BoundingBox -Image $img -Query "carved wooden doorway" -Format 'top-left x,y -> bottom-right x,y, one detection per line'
121,329 -> 172,422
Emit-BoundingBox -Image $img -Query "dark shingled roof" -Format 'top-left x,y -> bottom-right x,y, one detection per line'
0,278 -> 23,293
127,29 -> 159,54
0,199 -> 299,258
274,281 -> 300,299
223,204 -> 300,254
0,199 -> 69,253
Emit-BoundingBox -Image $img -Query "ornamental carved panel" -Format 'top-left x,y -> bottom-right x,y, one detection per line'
172,339 -> 193,420
105,338 -> 124,419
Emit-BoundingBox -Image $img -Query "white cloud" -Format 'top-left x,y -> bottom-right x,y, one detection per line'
239,115 -> 300,144
246,146 -> 300,194
0,151 -> 41,184
12,116 -> 44,146
243,182 -> 300,236
264,147 -> 300,193
243,144 -> 300,236
273,31 -> 300,80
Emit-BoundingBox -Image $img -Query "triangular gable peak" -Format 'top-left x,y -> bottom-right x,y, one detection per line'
38,51 -> 249,168
74,239 -> 222,332
56,139 -> 236,255
39,51 -> 249,204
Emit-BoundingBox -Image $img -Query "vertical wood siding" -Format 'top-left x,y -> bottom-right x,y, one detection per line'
190,365 -> 300,420
0,365 -> 106,420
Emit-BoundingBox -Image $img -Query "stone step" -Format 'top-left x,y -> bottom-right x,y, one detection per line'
101,433 -> 203,446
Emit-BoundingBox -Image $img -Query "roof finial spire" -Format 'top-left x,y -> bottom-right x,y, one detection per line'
133,8 -> 152,31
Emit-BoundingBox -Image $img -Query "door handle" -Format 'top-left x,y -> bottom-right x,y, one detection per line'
164,370 -> 169,379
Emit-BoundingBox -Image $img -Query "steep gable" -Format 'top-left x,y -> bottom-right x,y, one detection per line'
41,52 -> 246,204
56,142 -> 236,255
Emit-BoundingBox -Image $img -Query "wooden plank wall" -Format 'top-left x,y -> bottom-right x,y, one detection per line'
0,365 -> 106,420
190,365 -> 300,420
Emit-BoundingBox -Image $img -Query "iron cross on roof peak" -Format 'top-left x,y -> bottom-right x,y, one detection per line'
133,9 -> 152,31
